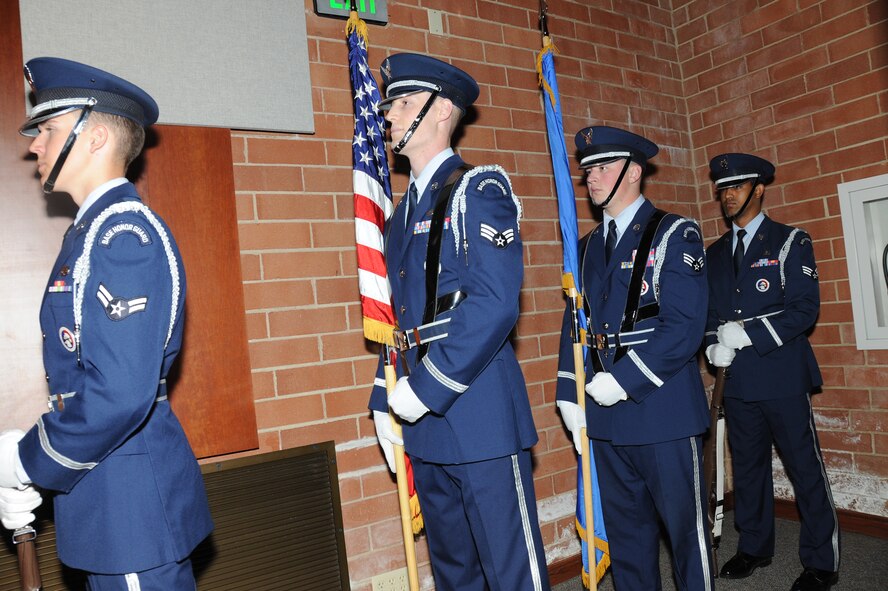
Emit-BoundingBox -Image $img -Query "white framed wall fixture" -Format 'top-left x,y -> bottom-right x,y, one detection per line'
838,172 -> 888,349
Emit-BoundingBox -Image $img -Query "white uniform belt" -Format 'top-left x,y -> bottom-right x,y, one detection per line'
584,327 -> 655,350
706,310 -> 781,336
48,379 -> 169,411
394,317 -> 451,351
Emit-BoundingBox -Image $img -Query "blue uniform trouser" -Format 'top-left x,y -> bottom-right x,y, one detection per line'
724,394 -> 840,572
411,451 -> 550,591
593,436 -> 714,591
86,559 -> 195,590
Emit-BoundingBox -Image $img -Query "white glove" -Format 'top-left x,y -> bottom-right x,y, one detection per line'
556,400 -> 587,455
705,343 -> 736,368
585,372 -> 629,407
388,377 -> 430,423
0,486 -> 42,530
717,321 -> 752,350
373,410 -> 403,473
0,430 -> 27,490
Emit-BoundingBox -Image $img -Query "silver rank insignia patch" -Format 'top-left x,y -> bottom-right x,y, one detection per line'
683,253 -> 704,271
480,223 -> 514,249
802,265 -> 818,279
97,283 -> 148,321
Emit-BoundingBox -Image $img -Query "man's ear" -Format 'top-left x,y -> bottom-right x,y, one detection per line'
435,97 -> 455,122
86,123 -> 109,153
753,182 -> 765,199
627,161 -> 643,184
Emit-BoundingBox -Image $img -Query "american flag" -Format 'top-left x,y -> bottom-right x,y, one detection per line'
348,20 -> 395,345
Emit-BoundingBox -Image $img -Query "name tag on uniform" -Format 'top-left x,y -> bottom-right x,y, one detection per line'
751,258 -> 779,268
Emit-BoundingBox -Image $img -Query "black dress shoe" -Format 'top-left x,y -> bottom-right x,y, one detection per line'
790,567 -> 838,591
719,551 -> 772,579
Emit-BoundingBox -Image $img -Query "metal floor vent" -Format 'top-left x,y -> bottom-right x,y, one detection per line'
0,441 -> 350,590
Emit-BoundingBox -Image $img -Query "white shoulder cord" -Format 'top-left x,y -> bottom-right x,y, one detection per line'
651,217 -> 699,303
450,165 -> 522,257
72,202 -> 181,359
778,228 -> 802,290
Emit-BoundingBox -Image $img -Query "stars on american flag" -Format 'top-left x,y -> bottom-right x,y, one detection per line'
350,37 -> 390,192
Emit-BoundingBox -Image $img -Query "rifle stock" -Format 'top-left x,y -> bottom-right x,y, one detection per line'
13,526 -> 41,591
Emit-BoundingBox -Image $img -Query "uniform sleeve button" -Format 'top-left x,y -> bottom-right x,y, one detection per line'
399,269 -> 406,278
603,322 -> 609,329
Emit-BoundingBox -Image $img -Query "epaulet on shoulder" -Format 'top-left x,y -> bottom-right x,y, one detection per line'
463,164 -> 511,197
659,214 -> 701,243
450,164 -> 521,256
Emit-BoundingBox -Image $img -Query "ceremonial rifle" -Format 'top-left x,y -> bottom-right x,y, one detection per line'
13,525 -> 41,591
702,367 -> 727,574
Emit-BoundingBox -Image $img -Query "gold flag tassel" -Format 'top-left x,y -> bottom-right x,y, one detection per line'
346,9 -> 370,45
535,35 -> 559,109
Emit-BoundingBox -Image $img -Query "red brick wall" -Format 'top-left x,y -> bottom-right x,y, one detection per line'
678,0 -> 888,515
224,1 -> 886,588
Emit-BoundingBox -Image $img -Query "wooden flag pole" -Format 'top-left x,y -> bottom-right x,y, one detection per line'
568,281 -> 597,591
384,349 -> 420,591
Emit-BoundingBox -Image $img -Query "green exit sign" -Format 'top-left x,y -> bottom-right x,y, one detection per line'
314,0 -> 388,25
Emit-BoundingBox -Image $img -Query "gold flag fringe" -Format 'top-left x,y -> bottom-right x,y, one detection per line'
363,317 -> 396,346
575,516 -> 611,587
410,492 -> 424,534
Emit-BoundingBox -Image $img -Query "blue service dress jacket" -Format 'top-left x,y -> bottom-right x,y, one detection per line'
368,155 -> 538,464
17,183 -> 213,574
555,199 -> 710,444
705,215 -> 822,400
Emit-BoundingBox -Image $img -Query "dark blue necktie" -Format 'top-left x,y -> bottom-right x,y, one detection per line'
405,183 -> 418,231
733,228 -> 747,276
605,219 -> 618,265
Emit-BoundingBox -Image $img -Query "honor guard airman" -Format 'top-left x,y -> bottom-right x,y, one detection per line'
555,126 -> 715,590
704,153 -> 839,591
368,53 -> 550,591
0,57 -> 212,589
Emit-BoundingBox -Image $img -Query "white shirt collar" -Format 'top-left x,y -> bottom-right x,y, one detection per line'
74,177 -> 129,225
603,195 -> 646,245
409,148 -> 455,202
732,211 -> 765,249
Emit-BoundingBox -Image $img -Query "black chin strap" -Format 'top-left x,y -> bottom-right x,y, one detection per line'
43,99 -> 97,194
598,158 -> 632,210
392,90 -> 440,154
725,179 -> 759,222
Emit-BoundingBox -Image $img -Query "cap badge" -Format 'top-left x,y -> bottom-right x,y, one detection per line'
23,64 -> 35,92
381,58 -> 392,81
581,128 -> 594,146
720,157 -> 729,169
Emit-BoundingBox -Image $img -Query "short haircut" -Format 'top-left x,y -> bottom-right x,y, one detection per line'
88,111 -> 146,170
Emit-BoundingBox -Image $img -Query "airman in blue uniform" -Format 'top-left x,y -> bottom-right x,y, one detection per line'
0,57 -> 212,590
704,153 -> 839,591
556,126 -> 714,590
368,53 -> 549,591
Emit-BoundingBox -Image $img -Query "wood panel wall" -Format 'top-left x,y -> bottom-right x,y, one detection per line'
0,0 -> 257,458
